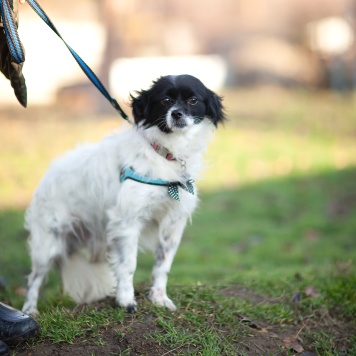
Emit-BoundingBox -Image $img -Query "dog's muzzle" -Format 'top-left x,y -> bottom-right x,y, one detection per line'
169,109 -> 189,129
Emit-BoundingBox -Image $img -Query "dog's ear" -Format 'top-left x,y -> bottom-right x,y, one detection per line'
205,89 -> 226,126
130,90 -> 150,125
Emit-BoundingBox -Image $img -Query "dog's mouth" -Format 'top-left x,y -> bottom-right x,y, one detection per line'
165,107 -> 192,131
172,118 -> 188,129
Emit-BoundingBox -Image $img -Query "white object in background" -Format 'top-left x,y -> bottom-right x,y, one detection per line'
109,55 -> 227,100
0,20 -> 105,106
306,17 -> 354,55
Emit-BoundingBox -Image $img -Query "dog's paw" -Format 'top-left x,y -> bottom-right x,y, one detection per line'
149,290 -> 177,311
116,296 -> 137,313
22,306 -> 39,317
126,304 -> 137,314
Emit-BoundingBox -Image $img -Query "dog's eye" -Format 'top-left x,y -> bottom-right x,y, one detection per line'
187,97 -> 198,105
161,97 -> 172,106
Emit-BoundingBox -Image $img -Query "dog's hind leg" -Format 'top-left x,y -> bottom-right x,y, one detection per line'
22,226 -> 64,315
22,262 -> 52,315
149,216 -> 187,311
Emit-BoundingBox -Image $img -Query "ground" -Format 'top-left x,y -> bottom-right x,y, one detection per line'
9,284 -> 356,356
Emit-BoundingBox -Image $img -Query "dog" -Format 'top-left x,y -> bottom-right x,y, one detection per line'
22,74 -> 225,315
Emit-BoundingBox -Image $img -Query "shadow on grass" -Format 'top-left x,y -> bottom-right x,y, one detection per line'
0,167 -> 355,314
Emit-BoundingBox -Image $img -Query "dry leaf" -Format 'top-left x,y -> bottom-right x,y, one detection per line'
237,313 -> 263,330
305,285 -> 320,298
15,286 -> 27,297
266,331 -> 280,338
283,338 -> 304,353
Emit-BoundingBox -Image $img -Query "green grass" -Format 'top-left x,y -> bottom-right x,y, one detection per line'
180,169 -> 356,287
36,305 -> 126,344
0,89 -> 355,354
1,170 -> 355,354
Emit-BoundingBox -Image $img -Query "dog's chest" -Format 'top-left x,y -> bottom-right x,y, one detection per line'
117,178 -> 197,219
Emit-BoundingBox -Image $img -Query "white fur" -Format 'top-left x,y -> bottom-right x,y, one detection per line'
61,255 -> 116,304
22,117 -> 215,315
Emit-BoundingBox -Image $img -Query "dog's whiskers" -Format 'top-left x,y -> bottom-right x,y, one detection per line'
193,116 -> 205,124
145,114 -> 169,131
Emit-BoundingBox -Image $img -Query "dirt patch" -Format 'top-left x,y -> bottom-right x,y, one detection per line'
220,286 -> 356,355
14,332 -> 125,356
220,286 -> 280,305
11,314 -> 355,356
13,318 -> 172,356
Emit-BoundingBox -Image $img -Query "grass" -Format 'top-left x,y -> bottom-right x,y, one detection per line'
16,282 -> 355,354
36,305 -> 126,344
0,88 -> 355,354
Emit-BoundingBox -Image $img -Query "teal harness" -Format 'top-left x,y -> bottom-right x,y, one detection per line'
120,167 -> 194,201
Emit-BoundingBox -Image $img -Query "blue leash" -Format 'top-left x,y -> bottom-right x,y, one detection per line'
0,0 -> 25,63
0,0 -> 129,122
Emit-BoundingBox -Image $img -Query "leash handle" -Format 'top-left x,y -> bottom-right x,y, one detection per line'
0,0 -> 26,63
25,0 -> 130,121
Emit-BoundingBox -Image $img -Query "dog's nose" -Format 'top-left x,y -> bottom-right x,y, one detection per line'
171,110 -> 183,120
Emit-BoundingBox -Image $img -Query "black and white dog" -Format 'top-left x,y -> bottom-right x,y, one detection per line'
22,74 -> 225,314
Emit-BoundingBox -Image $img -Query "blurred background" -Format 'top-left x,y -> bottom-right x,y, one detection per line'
1,0 -> 356,200
1,0 -> 356,108
0,0 -> 356,304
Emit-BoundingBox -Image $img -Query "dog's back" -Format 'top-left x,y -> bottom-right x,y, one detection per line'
23,138 -> 121,313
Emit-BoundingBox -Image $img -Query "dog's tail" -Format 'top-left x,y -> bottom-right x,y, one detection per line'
60,254 -> 116,304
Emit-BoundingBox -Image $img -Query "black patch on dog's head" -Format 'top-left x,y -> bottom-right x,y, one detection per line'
130,75 -> 225,133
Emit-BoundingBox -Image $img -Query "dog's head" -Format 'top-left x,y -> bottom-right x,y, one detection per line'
130,75 -> 225,133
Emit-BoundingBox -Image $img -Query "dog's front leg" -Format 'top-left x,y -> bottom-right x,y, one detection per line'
149,217 -> 187,311
108,218 -> 142,313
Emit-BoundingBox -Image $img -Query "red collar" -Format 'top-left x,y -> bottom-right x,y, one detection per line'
151,142 -> 176,161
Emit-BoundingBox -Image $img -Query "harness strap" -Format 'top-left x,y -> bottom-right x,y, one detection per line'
120,167 -> 194,201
